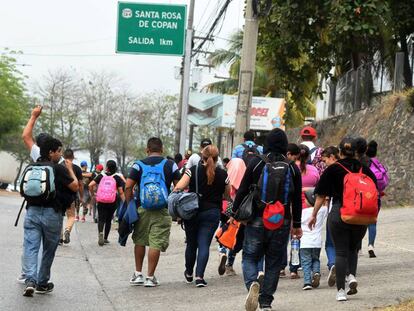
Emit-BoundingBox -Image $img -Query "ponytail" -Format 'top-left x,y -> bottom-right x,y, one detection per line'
298,144 -> 310,175
339,137 -> 356,158
201,145 -> 219,185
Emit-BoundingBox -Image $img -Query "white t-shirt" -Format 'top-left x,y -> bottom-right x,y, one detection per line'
30,144 -> 41,162
300,206 -> 328,249
185,153 -> 224,169
301,141 -> 317,161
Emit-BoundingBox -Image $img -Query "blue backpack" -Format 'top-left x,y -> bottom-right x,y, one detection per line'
138,159 -> 169,210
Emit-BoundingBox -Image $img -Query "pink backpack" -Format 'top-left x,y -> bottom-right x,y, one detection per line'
96,174 -> 117,203
369,158 -> 389,192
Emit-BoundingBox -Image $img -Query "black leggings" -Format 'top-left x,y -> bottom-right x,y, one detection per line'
97,203 -> 117,240
328,204 -> 367,290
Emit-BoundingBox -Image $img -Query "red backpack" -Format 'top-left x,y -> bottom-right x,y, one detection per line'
337,163 -> 378,225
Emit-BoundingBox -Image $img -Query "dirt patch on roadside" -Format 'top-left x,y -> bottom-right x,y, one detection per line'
0,190 -> 19,197
373,299 -> 414,311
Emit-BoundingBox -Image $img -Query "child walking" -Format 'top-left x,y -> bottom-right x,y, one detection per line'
300,202 -> 327,290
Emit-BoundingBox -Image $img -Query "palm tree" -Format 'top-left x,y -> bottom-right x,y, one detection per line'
204,30 -> 278,96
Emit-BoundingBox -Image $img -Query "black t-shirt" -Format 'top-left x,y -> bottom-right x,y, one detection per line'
61,163 -> 82,202
314,158 -> 377,205
73,164 -> 83,181
185,163 -> 229,211
232,153 -> 303,228
94,173 -> 125,189
53,163 -> 75,211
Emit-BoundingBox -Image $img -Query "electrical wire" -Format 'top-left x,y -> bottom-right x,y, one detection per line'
192,0 -> 233,57
195,0 -> 220,35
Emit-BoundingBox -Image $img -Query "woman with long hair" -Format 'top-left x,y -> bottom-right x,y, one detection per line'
309,138 -> 377,302
174,145 -> 231,287
89,160 -> 125,246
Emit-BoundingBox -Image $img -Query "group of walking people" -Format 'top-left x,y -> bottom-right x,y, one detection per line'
17,106 -> 389,311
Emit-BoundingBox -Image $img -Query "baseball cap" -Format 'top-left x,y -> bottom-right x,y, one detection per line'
80,160 -> 88,167
200,138 -> 212,148
95,164 -> 104,171
300,126 -> 317,138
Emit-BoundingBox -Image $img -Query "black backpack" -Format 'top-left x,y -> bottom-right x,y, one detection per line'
256,156 -> 295,208
242,143 -> 260,165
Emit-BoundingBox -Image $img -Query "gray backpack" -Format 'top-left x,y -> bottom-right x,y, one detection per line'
168,164 -> 200,220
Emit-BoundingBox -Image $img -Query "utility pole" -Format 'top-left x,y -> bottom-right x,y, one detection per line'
175,0 -> 195,155
233,0 -> 259,146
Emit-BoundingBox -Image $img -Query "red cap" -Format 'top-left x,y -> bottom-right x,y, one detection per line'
95,164 -> 104,172
300,126 -> 317,138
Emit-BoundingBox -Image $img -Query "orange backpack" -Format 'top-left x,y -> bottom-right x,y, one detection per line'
337,163 -> 378,225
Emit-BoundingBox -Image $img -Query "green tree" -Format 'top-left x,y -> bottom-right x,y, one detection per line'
257,0 -> 400,127
0,53 -> 27,145
387,0 -> 414,87
206,30 -> 279,96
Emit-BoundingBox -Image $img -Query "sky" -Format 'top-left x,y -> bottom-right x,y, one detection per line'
0,0 -> 244,95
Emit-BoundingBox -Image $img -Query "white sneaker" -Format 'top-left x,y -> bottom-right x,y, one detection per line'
347,274 -> 358,295
144,276 -> 160,287
336,288 -> 347,302
245,281 -> 260,311
129,272 -> 144,286
17,274 -> 26,284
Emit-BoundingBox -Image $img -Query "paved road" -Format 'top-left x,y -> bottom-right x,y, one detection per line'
1,191 -> 413,311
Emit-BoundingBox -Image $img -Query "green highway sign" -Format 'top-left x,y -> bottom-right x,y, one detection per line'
116,2 -> 187,56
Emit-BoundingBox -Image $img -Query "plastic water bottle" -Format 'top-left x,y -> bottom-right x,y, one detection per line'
291,238 -> 300,266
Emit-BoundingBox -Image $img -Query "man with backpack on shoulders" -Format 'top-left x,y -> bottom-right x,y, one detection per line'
21,137 -> 79,297
125,137 -> 181,287
300,126 -> 326,175
231,128 -> 303,311
232,130 -> 263,164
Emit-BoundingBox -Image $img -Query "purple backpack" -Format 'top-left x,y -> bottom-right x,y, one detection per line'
369,158 -> 389,192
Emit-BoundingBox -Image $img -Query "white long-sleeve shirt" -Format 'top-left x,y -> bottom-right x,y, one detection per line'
300,206 -> 328,248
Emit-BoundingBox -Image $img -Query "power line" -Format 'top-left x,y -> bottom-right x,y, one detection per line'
192,0 -> 233,57
196,0 -> 226,36
197,31 -> 239,44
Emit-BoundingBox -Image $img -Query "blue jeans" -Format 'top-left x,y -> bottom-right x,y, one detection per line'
300,248 -> 321,285
325,226 -> 336,270
242,217 -> 290,307
184,208 -> 220,278
23,206 -> 63,286
368,223 -> 376,246
219,246 -> 237,266
218,248 -> 264,271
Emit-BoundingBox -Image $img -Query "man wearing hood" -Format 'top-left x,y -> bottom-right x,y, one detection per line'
231,128 -> 303,311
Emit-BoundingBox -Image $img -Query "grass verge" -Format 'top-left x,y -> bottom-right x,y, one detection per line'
374,300 -> 414,310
